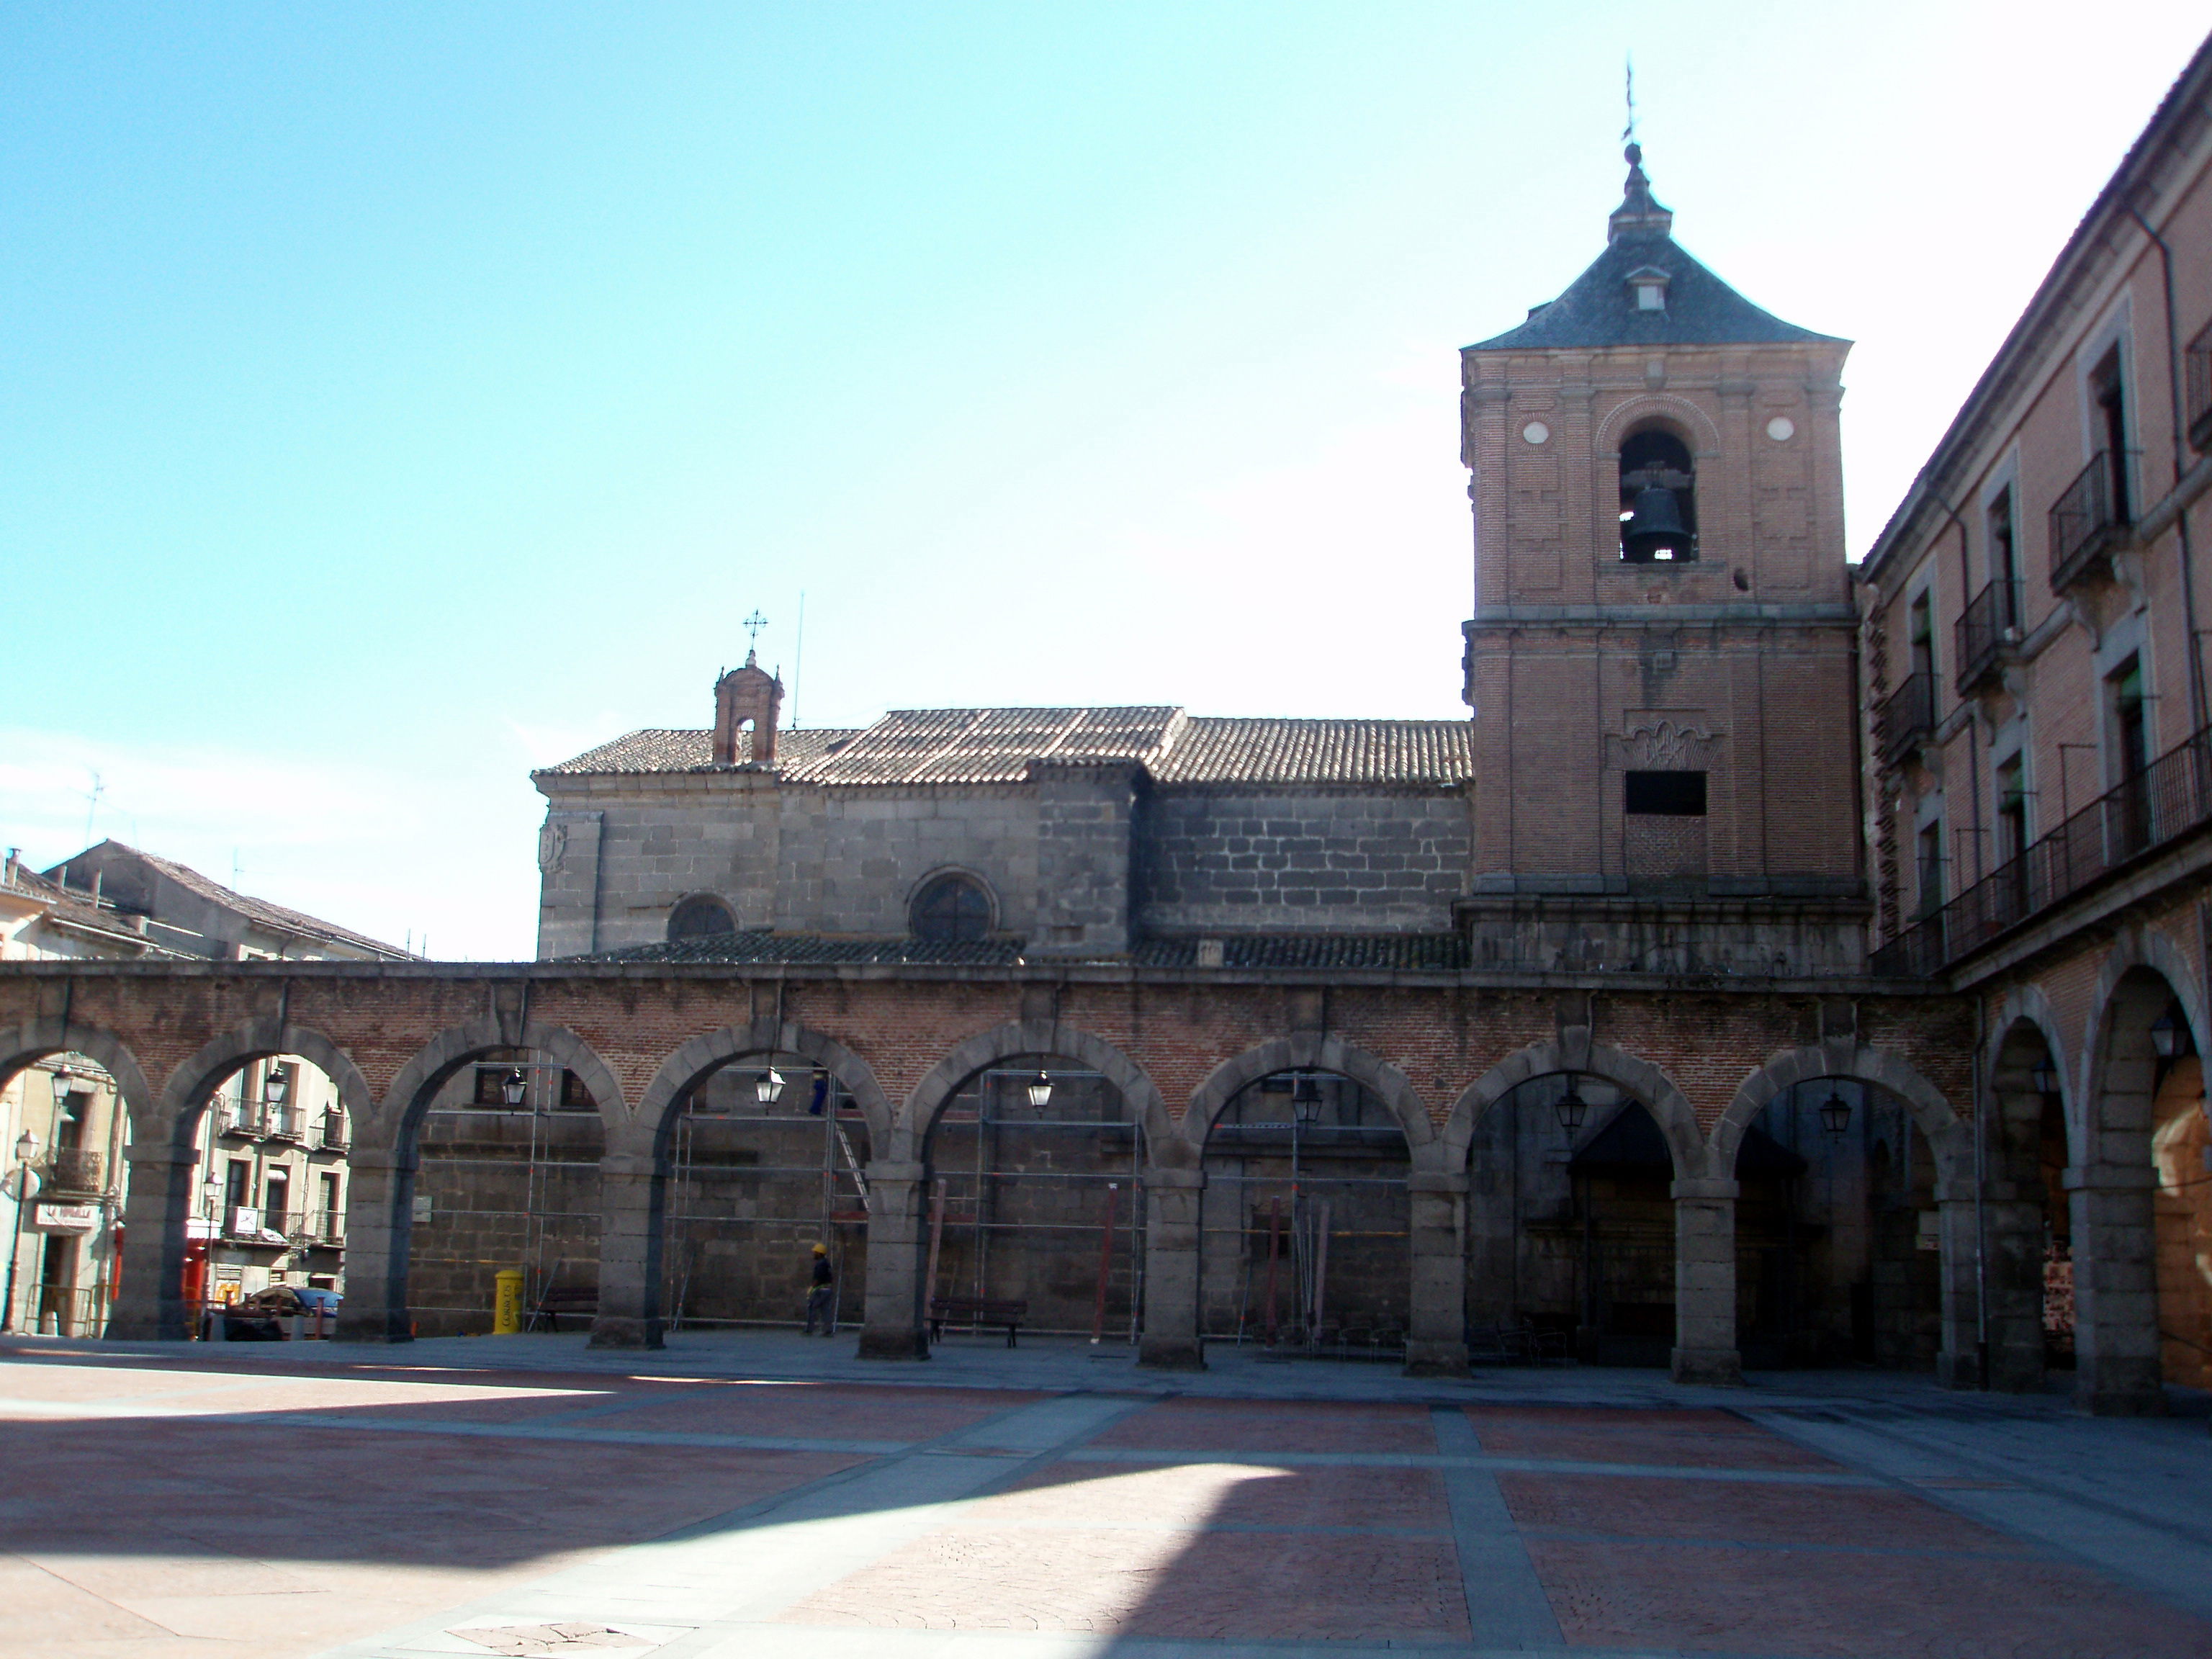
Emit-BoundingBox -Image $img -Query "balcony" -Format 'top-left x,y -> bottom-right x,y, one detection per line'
305,1208 -> 346,1246
2049,451 -> 2131,593
41,1148 -> 106,1197
1954,580 -> 2023,694
217,1103 -> 259,1137
2187,316 -> 2212,454
1874,721 -> 2212,976
314,1116 -> 349,1152
1876,670 -> 1937,766
261,1107 -> 305,1144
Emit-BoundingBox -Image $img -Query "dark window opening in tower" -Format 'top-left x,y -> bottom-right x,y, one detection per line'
911,873 -> 994,943
1619,428 -> 1697,562
668,894 -> 739,941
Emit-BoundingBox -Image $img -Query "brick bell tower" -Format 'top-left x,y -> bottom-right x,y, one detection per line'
1457,144 -> 1865,974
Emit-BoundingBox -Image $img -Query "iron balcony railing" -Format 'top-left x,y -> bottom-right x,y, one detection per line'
1873,721 -> 2212,976
315,1116 -> 348,1152
218,1102 -> 258,1136
1954,580 -> 2023,693
2186,315 -> 2212,454
1876,670 -> 1937,765
41,1148 -> 106,1196
261,1107 -> 305,1143
2049,450 -> 2131,593
305,1208 -> 345,1245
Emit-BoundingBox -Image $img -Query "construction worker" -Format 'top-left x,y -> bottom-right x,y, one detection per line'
804,1241 -> 835,1336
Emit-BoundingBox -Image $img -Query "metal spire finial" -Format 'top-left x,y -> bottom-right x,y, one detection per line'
1623,55 -> 1637,150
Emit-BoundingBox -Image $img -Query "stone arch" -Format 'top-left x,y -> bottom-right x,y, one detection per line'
1180,1034 -> 1433,1159
1988,982 -> 2074,1118
154,1017 -> 377,1152
1594,393 -> 1725,460
897,1021 -> 1172,1159
2080,926 -> 2211,1154
631,1019 -> 894,1159
0,1016 -> 155,1125
379,1017 -> 626,1150
1442,1037 -> 1701,1177
1711,1043 -> 1968,1189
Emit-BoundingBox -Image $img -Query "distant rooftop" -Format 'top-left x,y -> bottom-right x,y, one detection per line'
40,841 -> 413,961
539,710 -> 1475,790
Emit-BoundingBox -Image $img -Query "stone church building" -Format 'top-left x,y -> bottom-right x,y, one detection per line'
7,39 -> 2208,1408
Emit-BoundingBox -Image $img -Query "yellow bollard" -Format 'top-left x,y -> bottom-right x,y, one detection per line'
493,1269 -> 524,1335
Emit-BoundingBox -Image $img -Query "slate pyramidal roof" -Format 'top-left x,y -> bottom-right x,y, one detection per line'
540,706 -> 1474,789
1467,144 -> 1847,354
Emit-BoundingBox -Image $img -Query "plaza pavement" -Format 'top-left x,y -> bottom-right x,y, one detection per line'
4,1329 -> 2209,1659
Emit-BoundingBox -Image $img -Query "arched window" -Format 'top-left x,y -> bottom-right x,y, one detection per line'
910,873 -> 993,943
1619,427 -> 1697,562
667,894 -> 738,942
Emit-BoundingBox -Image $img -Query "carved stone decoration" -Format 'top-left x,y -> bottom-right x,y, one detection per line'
536,819 -> 568,876
1607,719 -> 1722,770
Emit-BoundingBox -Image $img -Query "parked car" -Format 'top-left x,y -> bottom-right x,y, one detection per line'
218,1285 -> 342,1341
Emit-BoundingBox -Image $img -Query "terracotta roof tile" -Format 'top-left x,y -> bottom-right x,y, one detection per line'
542,709 -> 1472,788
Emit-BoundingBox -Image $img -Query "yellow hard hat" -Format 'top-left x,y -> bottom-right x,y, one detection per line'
811,1243 -> 827,1254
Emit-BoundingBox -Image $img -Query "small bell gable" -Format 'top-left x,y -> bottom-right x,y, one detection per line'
712,652 -> 784,766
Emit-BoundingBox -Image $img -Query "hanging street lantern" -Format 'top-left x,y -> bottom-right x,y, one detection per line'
48,1067 -> 75,1112
2150,1009 -> 2185,1060
1819,1089 -> 1853,1135
2031,1058 -> 2059,1097
12,1130 -> 34,1165
1554,1079 -> 1588,1135
500,1069 -> 529,1108
1291,1074 -> 1323,1126
1027,1072 -> 1053,1114
263,1065 -> 289,1107
757,1067 -> 787,1105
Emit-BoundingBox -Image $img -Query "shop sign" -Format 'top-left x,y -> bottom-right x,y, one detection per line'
34,1202 -> 97,1232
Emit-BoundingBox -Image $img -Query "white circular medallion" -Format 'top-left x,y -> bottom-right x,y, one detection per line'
1766,415 -> 1796,442
1521,421 -> 1550,446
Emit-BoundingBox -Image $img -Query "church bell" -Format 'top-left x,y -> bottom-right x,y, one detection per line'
1622,484 -> 1691,561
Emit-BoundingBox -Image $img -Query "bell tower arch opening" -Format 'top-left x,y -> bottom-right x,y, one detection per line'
1618,425 -> 1697,562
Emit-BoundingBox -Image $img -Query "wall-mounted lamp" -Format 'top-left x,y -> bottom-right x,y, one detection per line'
1555,1079 -> 1588,1135
264,1066 -> 289,1108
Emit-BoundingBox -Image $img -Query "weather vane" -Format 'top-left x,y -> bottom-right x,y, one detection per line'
742,608 -> 770,653
1623,56 -> 1637,145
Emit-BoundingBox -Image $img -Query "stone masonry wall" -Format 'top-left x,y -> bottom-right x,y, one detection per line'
1136,788 -> 1473,934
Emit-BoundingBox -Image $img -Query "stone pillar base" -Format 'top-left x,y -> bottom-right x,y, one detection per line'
1137,1336 -> 1205,1371
1670,1346 -> 1743,1385
858,1326 -> 930,1360
333,1314 -> 415,1344
1935,1351 -> 1984,1391
1402,1341 -> 1470,1378
2076,1380 -> 2166,1416
588,1316 -> 665,1350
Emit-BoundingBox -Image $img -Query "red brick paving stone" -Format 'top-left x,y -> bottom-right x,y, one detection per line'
1466,1404 -> 1839,1470
1528,1539 -> 2212,1658
1088,1397 -> 1436,1454
609,1382 -> 1043,1440
986,1460 -> 1450,1530
1499,1473 -> 2038,1552
783,1527 -> 1469,1641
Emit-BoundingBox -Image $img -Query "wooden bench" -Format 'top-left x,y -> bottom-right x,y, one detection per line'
929,1295 -> 1028,1348
526,1285 -> 598,1333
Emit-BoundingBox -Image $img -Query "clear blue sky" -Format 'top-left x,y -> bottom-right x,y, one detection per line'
4,3 -> 2205,957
